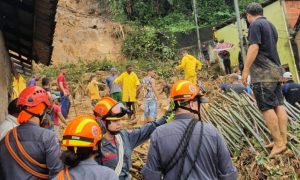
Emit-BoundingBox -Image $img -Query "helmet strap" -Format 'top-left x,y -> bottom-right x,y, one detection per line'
176,102 -> 202,121
106,120 -> 121,135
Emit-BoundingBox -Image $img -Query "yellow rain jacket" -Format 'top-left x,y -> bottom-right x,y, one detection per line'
176,54 -> 202,84
86,80 -> 100,100
114,72 -> 140,102
12,75 -> 26,99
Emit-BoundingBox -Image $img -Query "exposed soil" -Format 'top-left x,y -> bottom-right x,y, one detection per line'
52,0 -> 125,64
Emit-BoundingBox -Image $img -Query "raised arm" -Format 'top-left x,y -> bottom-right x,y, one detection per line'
127,116 -> 166,149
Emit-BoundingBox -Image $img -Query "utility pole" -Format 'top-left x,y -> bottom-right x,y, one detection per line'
192,0 -> 202,60
234,0 -> 246,62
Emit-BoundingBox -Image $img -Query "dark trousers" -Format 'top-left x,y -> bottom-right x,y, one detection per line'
125,102 -> 135,119
60,93 -> 71,118
223,59 -> 231,74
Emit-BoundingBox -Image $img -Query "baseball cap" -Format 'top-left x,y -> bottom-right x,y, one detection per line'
111,68 -> 117,72
51,94 -> 60,100
283,72 -> 292,79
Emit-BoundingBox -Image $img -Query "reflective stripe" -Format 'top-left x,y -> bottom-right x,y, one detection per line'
63,139 -> 92,147
97,101 -> 112,111
106,117 -> 121,121
75,118 -> 95,134
176,81 -> 189,91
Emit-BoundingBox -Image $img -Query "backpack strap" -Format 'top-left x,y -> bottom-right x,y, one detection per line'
4,129 -> 49,179
162,119 -> 198,175
57,167 -> 71,180
115,134 -> 124,176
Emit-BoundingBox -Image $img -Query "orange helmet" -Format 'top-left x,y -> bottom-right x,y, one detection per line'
17,86 -> 50,123
170,80 -> 200,101
94,97 -> 129,120
62,115 -> 102,147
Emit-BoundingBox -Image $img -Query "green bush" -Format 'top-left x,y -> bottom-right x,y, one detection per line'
122,27 -> 177,61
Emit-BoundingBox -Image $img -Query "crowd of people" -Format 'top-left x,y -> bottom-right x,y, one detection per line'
0,2 -> 299,180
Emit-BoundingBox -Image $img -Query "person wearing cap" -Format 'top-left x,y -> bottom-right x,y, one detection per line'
242,3 -> 288,157
93,97 -> 172,180
114,65 -> 140,120
142,80 -> 237,180
86,75 -> 101,107
53,115 -> 118,180
0,98 -> 21,140
105,68 -> 122,102
141,68 -> 159,124
282,72 -> 300,106
176,50 -> 202,84
49,94 -> 67,136
0,86 -> 63,179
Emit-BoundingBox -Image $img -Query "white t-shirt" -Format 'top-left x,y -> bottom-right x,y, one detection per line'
0,114 -> 19,140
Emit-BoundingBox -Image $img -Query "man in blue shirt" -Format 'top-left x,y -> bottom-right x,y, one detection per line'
105,68 -> 122,102
282,72 -> 300,106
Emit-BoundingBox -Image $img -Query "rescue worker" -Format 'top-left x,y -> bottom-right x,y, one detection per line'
53,115 -> 118,180
93,97 -> 171,180
176,50 -> 202,84
282,72 -> 300,106
0,86 -> 63,179
142,80 -> 237,180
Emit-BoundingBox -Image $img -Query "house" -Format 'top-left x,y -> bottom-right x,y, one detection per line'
0,0 -> 58,123
284,0 -> 300,82
215,0 -> 299,82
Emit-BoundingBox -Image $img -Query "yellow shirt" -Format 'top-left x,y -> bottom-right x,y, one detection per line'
176,54 -> 202,77
12,75 -> 26,99
114,72 -> 140,102
86,80 -> 100,100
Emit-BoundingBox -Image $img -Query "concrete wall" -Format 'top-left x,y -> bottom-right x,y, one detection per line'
0,31 -> 12,123
216,1 -> 298,81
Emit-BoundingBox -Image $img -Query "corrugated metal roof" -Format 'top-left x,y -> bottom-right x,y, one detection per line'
0,0 -> 58,75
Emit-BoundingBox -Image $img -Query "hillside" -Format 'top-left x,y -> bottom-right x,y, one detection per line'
52,0 -> 124,64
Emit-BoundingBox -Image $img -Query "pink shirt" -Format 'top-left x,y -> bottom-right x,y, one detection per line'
52,105 -> 61,125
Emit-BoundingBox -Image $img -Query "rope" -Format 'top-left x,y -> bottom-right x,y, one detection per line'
12,128 -> 47,169
57,167 -> 71,180
4,130 -> 49,179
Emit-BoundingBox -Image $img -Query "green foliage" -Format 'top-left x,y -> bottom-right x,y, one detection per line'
150,12 -> 195,33
122,27 -> 177,61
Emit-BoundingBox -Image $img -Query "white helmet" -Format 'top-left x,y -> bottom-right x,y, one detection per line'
283,72 -> 292,79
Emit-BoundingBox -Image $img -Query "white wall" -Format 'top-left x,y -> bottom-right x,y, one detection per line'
0,31 -> 12,122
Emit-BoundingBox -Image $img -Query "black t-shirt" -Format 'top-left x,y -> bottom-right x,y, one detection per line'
248,17 -> 282,83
